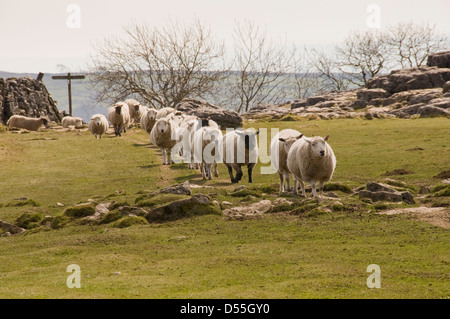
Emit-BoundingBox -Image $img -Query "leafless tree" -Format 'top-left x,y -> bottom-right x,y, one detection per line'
227,21 -> 294,113
87,19 -> 227,108
386,21 -> 448,68
308,49 -> 350,92
291,47 -> 321,100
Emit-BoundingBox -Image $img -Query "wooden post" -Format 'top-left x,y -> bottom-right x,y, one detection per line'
52,73 -> 85,117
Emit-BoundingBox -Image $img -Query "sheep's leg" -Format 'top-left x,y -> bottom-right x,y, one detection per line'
247,163 -> 255,183
310,181 -> 317,198
299,180 -> 306,197
213,162 -> 219,177
201,162 -> 206,179
161,148 -> 167,165
167,149 -> 172,164
319,181 -> 324,195
278,172 -> 284,193
94,134 -> 98,139
226,165 -> 236,183
292,180 -> 298,195
285,173 -> 291,192
207,163 -> 212,180
235,166 -> 243,182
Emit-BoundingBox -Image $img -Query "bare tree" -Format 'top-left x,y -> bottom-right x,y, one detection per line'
227,21 -> 294,113
311,30 -> 391,90
291,47 -> 321,99
87,19 -> 227,108
386,21 -> 448,68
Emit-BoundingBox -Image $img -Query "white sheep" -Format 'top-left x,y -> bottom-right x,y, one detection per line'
156,107 -> 176,119
125,99 -> 144,124
107,102 -> 130,137
149,117 -> 178,165
61,116 -> 83,128
192,126 -> 223,180
222,128 -> 259,183
287,135 -> 336,197
88,114 -> 109,139
270,129 -> 304,194
140,107 -> 158,134
6,115 -> 48,131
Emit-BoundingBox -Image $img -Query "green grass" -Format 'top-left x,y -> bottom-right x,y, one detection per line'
0,118 -> 449,298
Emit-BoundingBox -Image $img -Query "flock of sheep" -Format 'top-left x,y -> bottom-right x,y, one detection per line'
6,98 -> 336,198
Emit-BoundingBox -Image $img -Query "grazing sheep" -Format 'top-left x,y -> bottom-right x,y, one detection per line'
156,107 -> 176,119
287,135 -> 336,198
125,99 -> 145,124
107,102 -> 130,137
140,107 -> 158,134
88,114 -> 109,139
222,128 -> 259,183
193,126 -> 223,180
270,129 -> 304,194
61,116 -> 83,128
6,115 -> 48,131
149,117 -> 178,165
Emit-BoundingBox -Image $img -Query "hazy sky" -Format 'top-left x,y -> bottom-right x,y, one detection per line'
1,0 -> 449,73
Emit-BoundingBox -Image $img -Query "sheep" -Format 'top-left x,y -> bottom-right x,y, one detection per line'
125,99 -> 145,124
270,129 -> 304,194
149,117 -> 179,165
222,128 -> 259,183
88,114 -> 109,139
156,107 -> 176,119
61,116 -> 83,128
140,107 -> 158,134
286,135 -> 336,198
6,115 -> 48,131
192,126 -> 223,180
107,102 -> 130,137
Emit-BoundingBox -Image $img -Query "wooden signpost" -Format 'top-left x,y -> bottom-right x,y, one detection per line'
52,73 -> 85,116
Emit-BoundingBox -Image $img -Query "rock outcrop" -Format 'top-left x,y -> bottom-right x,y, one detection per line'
0,76 -> 61,125
175,98 -> 242,129
242,52 -> 450,120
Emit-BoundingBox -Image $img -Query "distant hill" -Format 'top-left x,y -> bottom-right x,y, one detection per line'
0,71 -> 108,122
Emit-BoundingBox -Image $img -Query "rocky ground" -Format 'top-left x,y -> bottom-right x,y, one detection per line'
243,52 -> 450,121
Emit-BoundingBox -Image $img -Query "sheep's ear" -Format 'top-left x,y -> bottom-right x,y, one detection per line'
296,134 -> 304,139
324,135 -> 330,141
304,138 -> 312,144
279,138 -> 286,143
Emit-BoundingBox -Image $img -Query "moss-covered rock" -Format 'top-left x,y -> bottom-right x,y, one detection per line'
145,194 -> 221,223
111,216 -> 148,228
15,211 -> 43,229
64,203 -> 95,218
135,193 -> 190,208
50,216 -> 70,229
6,197 -> 39,207
99,211 -> 123,224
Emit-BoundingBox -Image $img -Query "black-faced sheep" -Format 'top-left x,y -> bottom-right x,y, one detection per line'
222,129 -> 259,183
107,102 -> 130,137
287,135 -> 336,197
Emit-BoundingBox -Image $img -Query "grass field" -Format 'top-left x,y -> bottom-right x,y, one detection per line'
0,117 -> 449,298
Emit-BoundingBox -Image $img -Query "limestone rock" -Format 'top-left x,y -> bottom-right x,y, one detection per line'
427,51 -> 450,68
175,98 -> 242,129
152,181 -> 192,196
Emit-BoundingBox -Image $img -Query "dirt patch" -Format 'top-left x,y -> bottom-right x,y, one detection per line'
433,170 -> 450,179
378,206 -> 450,229
381,169 -> 414,176
405,147 -> 424,151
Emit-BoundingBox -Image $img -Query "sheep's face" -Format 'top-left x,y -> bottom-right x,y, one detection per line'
41,118 -> 49,126
134,105 -> 140,115
279,134 -> 303,154
236,129 -> 259,151
147,109 -> 158,120
156,120 -> 170,134
92,117 -> 102,126
115,106 -> 122,115
306,136 -> 330,158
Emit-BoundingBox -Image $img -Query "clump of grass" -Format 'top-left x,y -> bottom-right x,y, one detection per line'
135,193 -> 190,208
111,216 -> 148,228
64,203 -> 95,218
15,211 -> 43,229
6,198 -> 39,207
290,199 -> 320,215
323,183 -> 353,194
99,211 -> 122,225
109,201 -> 130,211
258,183 -> 279,194
267,203 -> 293,213
50,215 -> 70,229
229,188 -> 262,198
